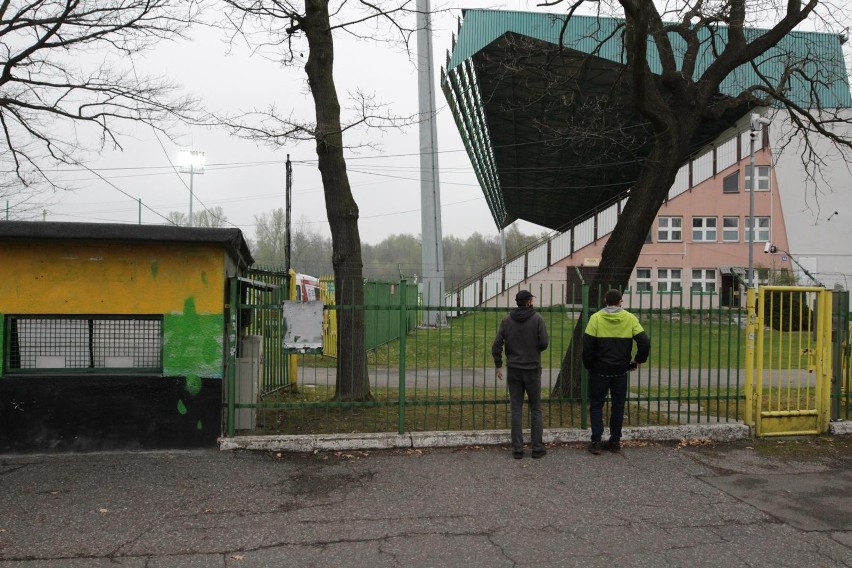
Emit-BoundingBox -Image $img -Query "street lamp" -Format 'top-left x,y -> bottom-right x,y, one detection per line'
177,148 -> 205,227
747,113 -> 771,288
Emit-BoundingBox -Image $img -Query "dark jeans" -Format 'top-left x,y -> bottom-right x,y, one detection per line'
589,371 -> 628,443
507,367 -> 544,453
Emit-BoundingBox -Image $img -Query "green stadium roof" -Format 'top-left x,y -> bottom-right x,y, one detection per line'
442,9 -> 852,230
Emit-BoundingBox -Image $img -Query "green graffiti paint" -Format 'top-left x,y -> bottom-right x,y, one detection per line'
162,297 -> 224,379
196,420 -> 203,431
177,399 -> 187,415
185,375 -> 202,396
151,261 -> 159,278
201,272 -> 208,287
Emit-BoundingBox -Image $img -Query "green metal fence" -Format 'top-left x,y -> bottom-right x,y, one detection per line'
225,280 -> 851,437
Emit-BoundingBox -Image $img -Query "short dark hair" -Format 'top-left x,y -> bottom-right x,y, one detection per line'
604,289 -> 622,306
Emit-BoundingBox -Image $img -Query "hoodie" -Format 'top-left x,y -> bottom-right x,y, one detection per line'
582,306 -> 651,375
492,306 -> 549,370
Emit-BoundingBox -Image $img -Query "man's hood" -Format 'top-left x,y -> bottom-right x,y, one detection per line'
510,306 -> 536,322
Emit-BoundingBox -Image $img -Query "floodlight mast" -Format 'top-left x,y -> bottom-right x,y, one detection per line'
178,149 -> 206,227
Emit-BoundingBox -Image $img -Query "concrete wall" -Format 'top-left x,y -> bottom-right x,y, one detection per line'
0,239 -> 230,452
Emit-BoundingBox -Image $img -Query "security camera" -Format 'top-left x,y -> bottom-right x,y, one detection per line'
751,113 -> 772,131
763,242 -> 771,253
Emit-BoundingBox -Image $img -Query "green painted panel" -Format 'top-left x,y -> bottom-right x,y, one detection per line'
163,298 -> 224,380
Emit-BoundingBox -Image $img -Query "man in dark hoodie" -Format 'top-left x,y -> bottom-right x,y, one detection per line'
492,289 -> 549,459
583,289 -> 651,454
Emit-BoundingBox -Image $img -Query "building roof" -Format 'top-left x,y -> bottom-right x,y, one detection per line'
442,9 -> 852,230
0,221 -> 255,268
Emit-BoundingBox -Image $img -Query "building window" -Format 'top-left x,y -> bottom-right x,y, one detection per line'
691,269 -> 717,292
658,216 -> 682,242
745,217 -> 770,242
723,171 -> 739,193
636,268 -> 652,292
3,315 -> 163,373
745,165 -> 770,191
692,217 -> 717,242
722,216 -> 739,242
658,268 -> 682,292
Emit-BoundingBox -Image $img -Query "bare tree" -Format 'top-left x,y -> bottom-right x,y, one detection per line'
532,1 -> 852,397
166,211 -> 188,226
0,0 -> 200,216
252,207 -> 289,266
194,206 -> 229,227
218,0 -> 418,401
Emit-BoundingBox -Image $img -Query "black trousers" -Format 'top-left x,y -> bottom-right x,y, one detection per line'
507,367 -> 544,453
589,371 -> 628,442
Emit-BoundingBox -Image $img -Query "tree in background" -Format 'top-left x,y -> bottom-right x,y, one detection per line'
167,207 -> 229,228
0,0 -> 199,219
218,0 -> 417,402
543,1 -> 852,398
193,207 -> 229,228
166,211 -> 188,226
251,208 -> 288,266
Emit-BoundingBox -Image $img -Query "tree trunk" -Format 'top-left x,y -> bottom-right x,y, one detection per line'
303,0 -> 370,401
551,127 -> 687,398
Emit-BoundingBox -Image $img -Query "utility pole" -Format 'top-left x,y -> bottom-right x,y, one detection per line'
747,113 -> 771,288
285,155 -> 293,275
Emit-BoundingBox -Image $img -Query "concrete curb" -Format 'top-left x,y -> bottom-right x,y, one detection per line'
830,420 -> 852,435
219,423 -> 752,453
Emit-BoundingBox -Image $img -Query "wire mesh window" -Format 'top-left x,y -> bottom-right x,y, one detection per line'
4,315 -> 162,373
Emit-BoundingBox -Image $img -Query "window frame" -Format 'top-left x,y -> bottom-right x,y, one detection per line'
636,268 -> 652,293
657,268 -> 682,293
691,269 -> 717,293
691,216 -> 717,242
722,216 -> 739,242
744,165 -> 771,192
3,314 -> 164,375
658,216 -> 683,242
745,216 -> 771,242
722,171 -> 739,193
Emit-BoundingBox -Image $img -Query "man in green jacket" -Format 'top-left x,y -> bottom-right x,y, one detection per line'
492,290 -> 549,459
583,289 -> 650,454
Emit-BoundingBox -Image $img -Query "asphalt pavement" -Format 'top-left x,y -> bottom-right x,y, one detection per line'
2,435 -> 851,567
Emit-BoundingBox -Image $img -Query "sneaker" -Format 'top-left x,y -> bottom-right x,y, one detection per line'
513,451 -> 524,459
588,441 -> 602,455
531,450 -> 546,459
601,439 -> 621,452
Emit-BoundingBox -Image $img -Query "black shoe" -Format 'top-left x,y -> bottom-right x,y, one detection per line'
513,451 -> 523,459
601,439 -> 621,452
588,441 -> 602,455
531,450 -> 546,459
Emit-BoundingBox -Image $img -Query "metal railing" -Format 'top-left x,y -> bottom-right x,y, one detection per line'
224,281 -> 849,438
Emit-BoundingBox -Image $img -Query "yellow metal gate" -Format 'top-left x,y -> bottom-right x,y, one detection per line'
745,286 -> 833,436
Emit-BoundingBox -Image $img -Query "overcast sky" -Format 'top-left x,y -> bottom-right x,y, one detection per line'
38,1 -> 846,246
37,0 -> 560,245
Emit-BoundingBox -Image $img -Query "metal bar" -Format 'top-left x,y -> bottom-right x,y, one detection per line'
398,279 -> 408,434
226,277 -> 238,438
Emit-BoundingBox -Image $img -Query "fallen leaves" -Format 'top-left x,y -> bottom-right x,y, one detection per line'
675,438 -> 715,448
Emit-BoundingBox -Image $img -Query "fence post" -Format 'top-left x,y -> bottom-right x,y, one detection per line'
398,278 -> 408,434
744,286 -> 756,429
580,283 -> 589,430
226,276 -> 239,438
